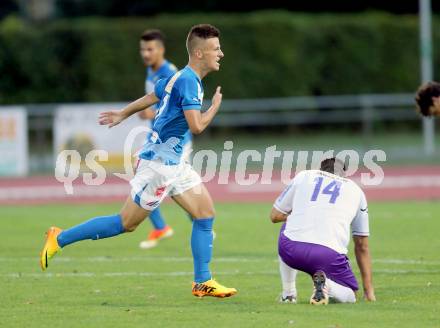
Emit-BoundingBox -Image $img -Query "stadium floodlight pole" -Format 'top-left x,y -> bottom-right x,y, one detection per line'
419,0 -> 435,156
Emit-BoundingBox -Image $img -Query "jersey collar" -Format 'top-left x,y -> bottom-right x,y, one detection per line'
148,59 -> 169,75
185,65 -> 202,82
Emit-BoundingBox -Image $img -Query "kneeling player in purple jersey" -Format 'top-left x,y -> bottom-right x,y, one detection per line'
270,158 -> 376,305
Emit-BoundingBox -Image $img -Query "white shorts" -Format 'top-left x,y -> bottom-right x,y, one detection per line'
130,158 -> 201,211
182,141 -> 193,163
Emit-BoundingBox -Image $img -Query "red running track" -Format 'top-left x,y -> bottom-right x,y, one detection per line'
1,166 -> 440,205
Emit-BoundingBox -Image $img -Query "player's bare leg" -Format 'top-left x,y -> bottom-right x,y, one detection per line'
120,196 -> 151,232
172,183 -> 237,298
172,183 -> 215,218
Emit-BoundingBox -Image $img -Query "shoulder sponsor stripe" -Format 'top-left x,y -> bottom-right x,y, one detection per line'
165,71 -> 182,93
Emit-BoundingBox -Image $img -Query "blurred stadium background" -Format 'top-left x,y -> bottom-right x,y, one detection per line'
1,0 -> 440,203
1,2 -> 440,327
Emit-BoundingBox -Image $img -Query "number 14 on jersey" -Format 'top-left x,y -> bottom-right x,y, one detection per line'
311,177 -> 341,204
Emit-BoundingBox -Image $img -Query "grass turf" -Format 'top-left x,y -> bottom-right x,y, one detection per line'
1,201 -> 439,327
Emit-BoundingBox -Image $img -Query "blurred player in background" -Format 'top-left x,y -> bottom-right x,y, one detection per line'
40,24 -> 236,298
270,158 -> 375,305
138,29 -> 187,250
415,81 -> 440,117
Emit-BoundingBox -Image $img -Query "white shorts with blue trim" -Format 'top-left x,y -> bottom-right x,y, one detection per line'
130,158 -> 201,211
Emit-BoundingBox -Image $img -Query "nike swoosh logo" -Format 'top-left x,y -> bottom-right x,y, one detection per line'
360,208 -> 368,212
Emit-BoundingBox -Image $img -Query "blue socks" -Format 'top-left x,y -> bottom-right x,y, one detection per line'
191,217 -> 214,283
148,207 -> 166,230
57,212 -> 214,283
57,214 -> 125,248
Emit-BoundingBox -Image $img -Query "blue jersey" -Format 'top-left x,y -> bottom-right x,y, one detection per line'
144,60 -> 193,152
145,60 -> 178,109
140,66 -> 202,165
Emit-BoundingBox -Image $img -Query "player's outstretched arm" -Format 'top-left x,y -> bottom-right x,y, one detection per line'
353,235 -> 376,301
99,93 -> 160,127
184,86 -> 222,134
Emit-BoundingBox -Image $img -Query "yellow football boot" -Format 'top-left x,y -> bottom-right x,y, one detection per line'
192,279 -> 237,298
40,226 -> 62,271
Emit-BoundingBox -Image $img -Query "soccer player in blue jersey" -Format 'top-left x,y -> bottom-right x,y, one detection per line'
40,24 -> 237,298
137,29 -> 181,249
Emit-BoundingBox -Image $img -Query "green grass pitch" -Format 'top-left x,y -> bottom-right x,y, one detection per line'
1,201 -> 439,327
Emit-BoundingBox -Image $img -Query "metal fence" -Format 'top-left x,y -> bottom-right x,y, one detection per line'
0,93 -> 427,173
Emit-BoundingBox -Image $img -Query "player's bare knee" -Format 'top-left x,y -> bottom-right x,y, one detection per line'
121,219 -> 136,232
206,207 -> 215,218
120,213 -> 142,232
193,207 -> 215,219
123,222 -> 137,233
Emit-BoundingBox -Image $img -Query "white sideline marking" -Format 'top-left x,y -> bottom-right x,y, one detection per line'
1,257 -> 440,265
2,270 -> 269,278
373,269 -> 440,274
0,256 -> 264,263
373,259 -> 440,265
3,269 -> 440,279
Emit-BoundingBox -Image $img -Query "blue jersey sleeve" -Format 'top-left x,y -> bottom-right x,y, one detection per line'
179,77 -> 202,111
163,63 -> 178,77
154,78 -> 167,100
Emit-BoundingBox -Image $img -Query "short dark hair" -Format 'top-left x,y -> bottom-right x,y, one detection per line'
320,157 -> 346,176
186,24 -> 220,54
415,81 -> 440,116
140,29 -> 165,45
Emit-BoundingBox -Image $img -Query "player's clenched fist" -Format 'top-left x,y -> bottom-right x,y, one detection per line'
211,86 -> 222,109
99,110 -> 125,128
